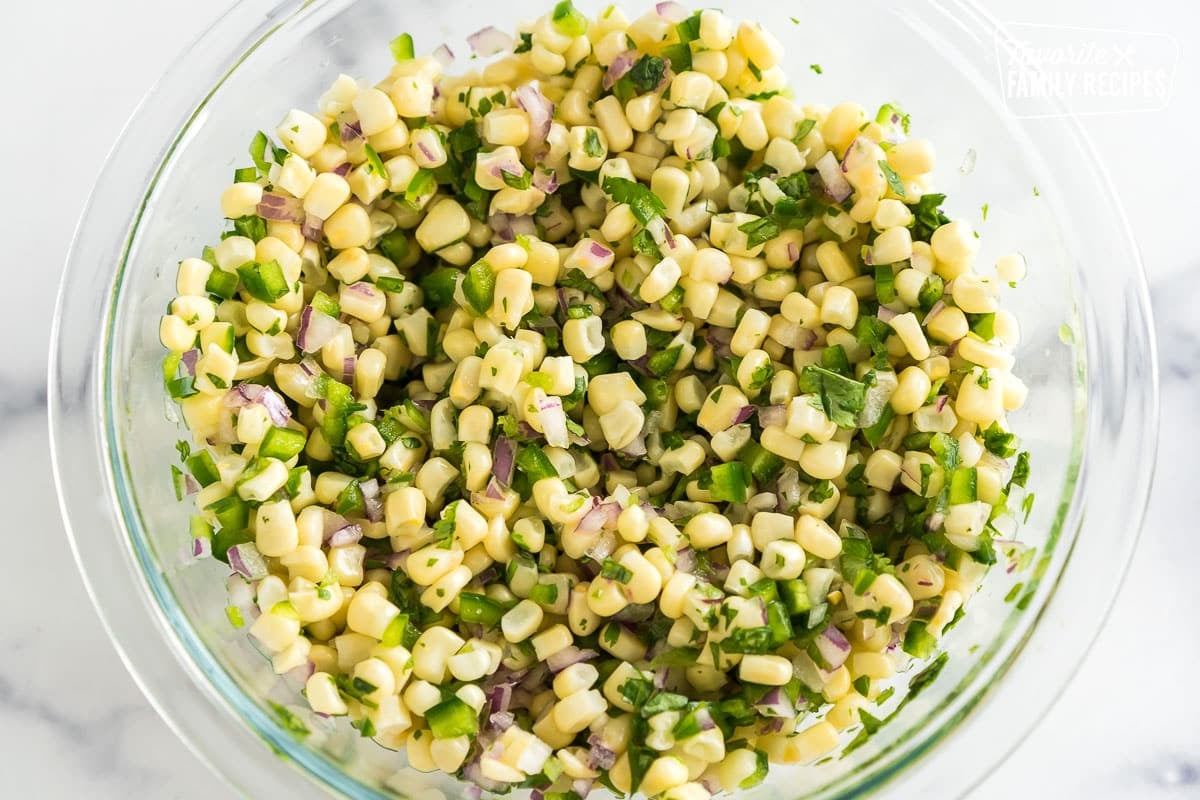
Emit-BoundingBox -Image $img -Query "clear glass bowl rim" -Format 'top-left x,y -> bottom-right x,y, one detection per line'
49,1 -> 1160,798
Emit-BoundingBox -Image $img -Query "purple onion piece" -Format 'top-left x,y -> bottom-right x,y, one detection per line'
815,625 -> 852,670
603,50 -> 638,89
302,214 -> 324,242
656,1 -> 688,21
732,405 -> 756,425
227,543 -> 268,580
326,523 -> 363,547
756,404 -> 787,428
513,83 -> 554,142
340,120 -> 363,143
432,43 -> 455,68
492,437 -> 516,486
467,25 -> 514,57
180,348 -> 199,376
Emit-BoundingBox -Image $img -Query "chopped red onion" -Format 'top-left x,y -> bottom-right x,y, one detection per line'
798,327 -> 819,351
432,44 -> 455,68
257,191 -> 305,223
926,299 -> 946,322
180,348 -> 199,376
327,523 -> 363,547
946,338 -> 961,358
760,717 -> 787,734
771,468 -> 798,512
340,120 -> 363,143
227,543 -> 268,581
485,682 -> 513,715
815,150 -> 852,202
223,384 -> 292,426
674,547 -> 696,573
191,536 -> 211,559
546,646 -> 599,673
647,217 -> 672,246
619,434 -> 647,458
732,405 -> 755,425
537,394 -> 570,448
576,499 -> 620,537
840,137 -> 879,178
877,305 -> 898,323
586,736 -> 617,770
603,50 -> 639,89
514,83 -> 554,142
488,212 -> 537,242
531,167 -> 559,194
360,478 -> 383,523
320,511 -> 352,539
815,625 -> 852,670
468,26 -> 514,57
786,241 -> 800,262
488,710 -> 516,730
705,327 -> 733,358
332,162 -> 351,177
417,141 -> 435,162
575,239 -> 615,276
925,511 -> 946,532
935,394 -> 950,412
296,306 -> 340,353
493,437 -> 515,485
341,355 -> 356,385
656,1 -> 688,21
301,214 -> 324,242
484,477 -> 505,500
757,404 -> 787,428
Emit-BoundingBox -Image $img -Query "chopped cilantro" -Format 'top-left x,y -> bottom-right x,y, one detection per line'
798,365 -> 867,428
738,216 -> 780,248
627,55 -> 667,94
910,193 -> 950,241
878,160 -> 906,198
601,177 -> 665,224
793,118 -> 816,143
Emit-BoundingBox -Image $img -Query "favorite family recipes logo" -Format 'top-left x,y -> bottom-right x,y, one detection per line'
995,24 -> 1177,117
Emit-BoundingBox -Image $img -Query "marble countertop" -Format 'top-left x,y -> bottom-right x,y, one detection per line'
2,0 -> 1196,796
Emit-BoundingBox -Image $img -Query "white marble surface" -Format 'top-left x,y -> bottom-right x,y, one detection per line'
1,0 -> 1197,796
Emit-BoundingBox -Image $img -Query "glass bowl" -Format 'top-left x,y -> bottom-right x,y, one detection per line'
49,0 -> 1158,797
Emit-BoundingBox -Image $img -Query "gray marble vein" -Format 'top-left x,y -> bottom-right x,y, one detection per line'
0,374 -> 48,422
1151,271 -> 1200,383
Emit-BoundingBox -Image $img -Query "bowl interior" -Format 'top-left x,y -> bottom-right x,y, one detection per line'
68,0 -> 1150,798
